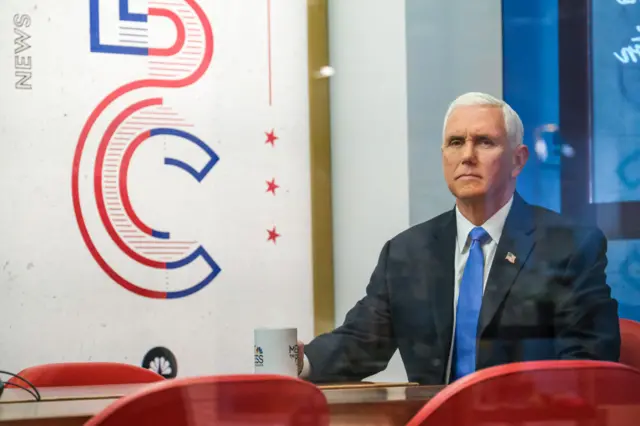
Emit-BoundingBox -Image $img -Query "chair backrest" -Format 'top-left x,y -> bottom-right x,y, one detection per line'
407,360 -> 640,426
7,362 -> 164,387
620,318 -> 640,370
85,374 -> 329,426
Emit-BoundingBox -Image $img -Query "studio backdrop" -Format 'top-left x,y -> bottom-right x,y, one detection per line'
0,0 -> 318,377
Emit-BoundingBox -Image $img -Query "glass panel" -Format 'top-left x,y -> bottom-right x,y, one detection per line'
592,0 -> 640,203
607,239 -> 640,321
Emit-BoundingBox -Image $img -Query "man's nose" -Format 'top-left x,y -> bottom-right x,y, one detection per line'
461,140 -> 476,162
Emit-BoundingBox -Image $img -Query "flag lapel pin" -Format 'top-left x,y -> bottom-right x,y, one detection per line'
505,252 -> 516,264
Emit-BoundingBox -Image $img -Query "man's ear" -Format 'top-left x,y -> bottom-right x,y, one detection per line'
512,144 -> 529,178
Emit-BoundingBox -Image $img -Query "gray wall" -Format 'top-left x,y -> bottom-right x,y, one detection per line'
407,0 -> 503,225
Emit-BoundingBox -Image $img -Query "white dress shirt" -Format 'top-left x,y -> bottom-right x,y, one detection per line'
444,195 -> 514,383
301,196 -> 515,381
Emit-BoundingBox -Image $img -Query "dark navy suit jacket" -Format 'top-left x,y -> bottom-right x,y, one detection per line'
305,193 -> 621,385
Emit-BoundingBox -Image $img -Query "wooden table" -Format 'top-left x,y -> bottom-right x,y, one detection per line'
0,382 -> 442,425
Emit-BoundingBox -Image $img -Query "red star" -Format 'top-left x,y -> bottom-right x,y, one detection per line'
266,178 -> 279,195
267,226 -> 280,244
265,129 -> 278,146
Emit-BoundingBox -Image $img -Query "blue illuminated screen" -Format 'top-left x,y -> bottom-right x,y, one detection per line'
592,0 -> 640,203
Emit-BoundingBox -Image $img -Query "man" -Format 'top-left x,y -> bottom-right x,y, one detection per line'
299,92 -> 620,385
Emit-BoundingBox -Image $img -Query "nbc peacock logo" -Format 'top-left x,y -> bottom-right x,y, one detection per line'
142,346 -> 178,379
254,346 -> 264,367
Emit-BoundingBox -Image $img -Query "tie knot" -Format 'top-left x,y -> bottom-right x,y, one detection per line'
469,226 -> 489,244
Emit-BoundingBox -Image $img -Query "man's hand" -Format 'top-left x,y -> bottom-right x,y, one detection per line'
297,340 -> 305,376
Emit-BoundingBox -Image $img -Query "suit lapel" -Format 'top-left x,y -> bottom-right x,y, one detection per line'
428,209 -> 457,364
478,194 -> 537,337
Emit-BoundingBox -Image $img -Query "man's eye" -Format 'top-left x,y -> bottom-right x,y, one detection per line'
449,139 -> 463,146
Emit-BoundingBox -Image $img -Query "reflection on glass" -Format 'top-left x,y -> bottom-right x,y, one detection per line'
607,240 -> 640,321
592,0 -> 640,203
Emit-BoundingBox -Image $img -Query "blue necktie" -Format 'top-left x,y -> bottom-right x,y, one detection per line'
453,226 -> 490,381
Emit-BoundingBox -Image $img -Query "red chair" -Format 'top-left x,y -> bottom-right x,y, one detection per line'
620,318 -> 640,370
407,360 -> 640,426
7,362 -> 164,387
85,374 -> 329,426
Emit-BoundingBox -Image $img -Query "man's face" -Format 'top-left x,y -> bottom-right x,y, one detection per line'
442,105 -> 527,202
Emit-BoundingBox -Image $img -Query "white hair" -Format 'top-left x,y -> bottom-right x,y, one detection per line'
442,92 -> 524,148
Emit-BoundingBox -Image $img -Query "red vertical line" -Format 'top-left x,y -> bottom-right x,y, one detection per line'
267,0 -> 273,106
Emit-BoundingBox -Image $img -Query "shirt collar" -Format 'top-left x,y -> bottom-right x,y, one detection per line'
455,195 -> 514,253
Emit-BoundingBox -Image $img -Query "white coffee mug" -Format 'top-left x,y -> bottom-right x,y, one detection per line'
254,327 -> 298,376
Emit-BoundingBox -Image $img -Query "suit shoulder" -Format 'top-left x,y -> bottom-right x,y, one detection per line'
530,204 -> 598,230
528,203 -> 606,245
387,210 -> 451,248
